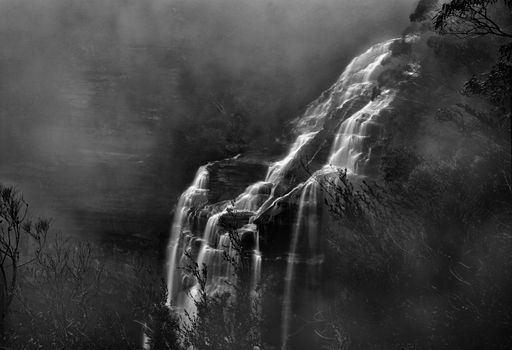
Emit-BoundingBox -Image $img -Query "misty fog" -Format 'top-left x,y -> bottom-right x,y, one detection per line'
0,0 -> 415,244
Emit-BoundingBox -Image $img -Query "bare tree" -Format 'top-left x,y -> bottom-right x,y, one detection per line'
0,184 -> 48,325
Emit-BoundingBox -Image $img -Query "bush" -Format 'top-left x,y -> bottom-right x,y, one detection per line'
318,155 -> 512,349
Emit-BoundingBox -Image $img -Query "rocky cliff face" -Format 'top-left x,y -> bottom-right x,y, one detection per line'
206,156 -> 269,204
165,35 -> 427,349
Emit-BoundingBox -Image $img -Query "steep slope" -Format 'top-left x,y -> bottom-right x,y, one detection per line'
164,35 -> 422,349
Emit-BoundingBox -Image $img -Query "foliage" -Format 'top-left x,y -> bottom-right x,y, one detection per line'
319,167 -> 419,284
5,234 -> 151,350
433,0 -> 512,39
412,0 -> 512,174
318,156 -> 512,349
463,61 -> 512,107
0,190 -> 167,349
430,1 -> 512,110
141,279 -> 181,350
0,185 -> 49,326
380,147 -> 420,186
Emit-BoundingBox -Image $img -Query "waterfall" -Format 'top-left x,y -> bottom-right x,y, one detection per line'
164,37 -> 414,348
266,131 -> 318,185
202,212 -> 222,246
279,39 -> 401,349
235,181 -> 272,212
292,39 -> 395,135
166,166 -> 209,304
328,91 -> 395,173
280,179 -> 320,350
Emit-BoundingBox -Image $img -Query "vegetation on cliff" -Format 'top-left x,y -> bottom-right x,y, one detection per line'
1,1 -> 511,349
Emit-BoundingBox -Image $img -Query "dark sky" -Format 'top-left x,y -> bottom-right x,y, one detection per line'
0,0 -> 416,243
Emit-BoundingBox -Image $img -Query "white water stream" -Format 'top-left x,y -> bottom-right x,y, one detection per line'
164,37 -> 412,349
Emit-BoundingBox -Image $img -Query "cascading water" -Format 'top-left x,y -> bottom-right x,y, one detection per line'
166,166 -> 209,304
164,36 -> 417,349
280,178 -> 321,350
279,39 -> 408,349
235,181 -> 272,212
265,132 -> 318,185
329,91 -> 395,172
